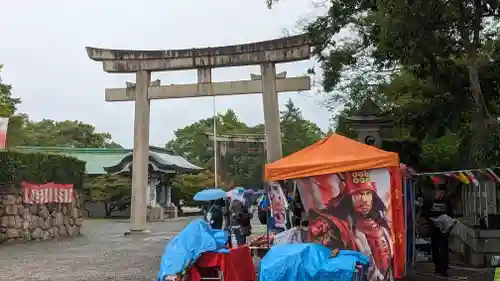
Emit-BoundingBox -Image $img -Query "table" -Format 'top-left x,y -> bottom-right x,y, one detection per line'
187,246 -> 257,281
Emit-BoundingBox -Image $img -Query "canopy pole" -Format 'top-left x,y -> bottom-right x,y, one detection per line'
212,94 -> 218,188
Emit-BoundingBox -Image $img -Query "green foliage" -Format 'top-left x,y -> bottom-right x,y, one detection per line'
167,102 -> 325,201
0,65 -> 21,118
0,65 -> 25,147
297,0 -> 500,170
83,175 -> 131,217
166,109 -> 262,167
0,150 -> 86,190
171,171 -> 217,208
281,99 -> 324,156
0,67 -> 117,148
12,119 -> 113,148
420,134 -> 462,171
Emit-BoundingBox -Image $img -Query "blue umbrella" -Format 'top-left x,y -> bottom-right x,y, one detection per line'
193,188 -> 227,201
244,189 -> 256,195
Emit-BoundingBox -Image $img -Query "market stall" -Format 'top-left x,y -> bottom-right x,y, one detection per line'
264,134 -> 406,281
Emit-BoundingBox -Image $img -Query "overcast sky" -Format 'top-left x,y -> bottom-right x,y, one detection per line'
0,0 -> 331,148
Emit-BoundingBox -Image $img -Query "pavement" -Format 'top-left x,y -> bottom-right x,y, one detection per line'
0,217 -> 496,281
0,218 -> 196,281
406,263 -> 495,281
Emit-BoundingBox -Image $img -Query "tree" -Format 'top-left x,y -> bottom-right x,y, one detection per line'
0,64 -> 26,147
166,109 -> 261,166
83,175 -> 132,217
273,0 -> 500,170
16,119 -> 114,148
166,107 -> 325,203
281,99 -> 324,156
105,142 -> 124,149
170,171 -> 217,214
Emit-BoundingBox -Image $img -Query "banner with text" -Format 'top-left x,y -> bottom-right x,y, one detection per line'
295,167 -> 405,281
22,182 -> 74,204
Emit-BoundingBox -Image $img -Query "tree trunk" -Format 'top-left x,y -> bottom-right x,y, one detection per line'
458,1 -> 491,167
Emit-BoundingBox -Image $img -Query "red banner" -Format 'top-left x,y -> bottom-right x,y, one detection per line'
21,181 -> 74,204
295,167 -> 405,281
0,117 -> 8,149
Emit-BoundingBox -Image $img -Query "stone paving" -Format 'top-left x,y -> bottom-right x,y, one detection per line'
0,218 -> 195,281
0,217 -> 495,281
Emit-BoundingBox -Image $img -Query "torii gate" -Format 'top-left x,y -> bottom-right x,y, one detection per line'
86,34 -> 311,233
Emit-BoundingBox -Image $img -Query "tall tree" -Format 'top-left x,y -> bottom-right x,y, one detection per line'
266,0 -> 500,169
281,99 -> 324,156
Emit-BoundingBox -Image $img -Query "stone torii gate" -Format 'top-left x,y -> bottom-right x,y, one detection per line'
86,35 -> 311,233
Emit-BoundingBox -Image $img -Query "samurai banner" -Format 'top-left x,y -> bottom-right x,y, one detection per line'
22,182 -> 74,204
295,167 -> 405,281
0,117 -> 8,149
268,181 -> 289,229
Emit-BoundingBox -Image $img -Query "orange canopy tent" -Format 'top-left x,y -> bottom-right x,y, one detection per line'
265,134 -> 400,181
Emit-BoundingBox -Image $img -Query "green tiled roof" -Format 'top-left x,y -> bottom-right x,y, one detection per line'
9,146 -> 202,175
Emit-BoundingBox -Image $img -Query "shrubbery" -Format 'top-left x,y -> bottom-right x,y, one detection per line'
0,150 -> 86,190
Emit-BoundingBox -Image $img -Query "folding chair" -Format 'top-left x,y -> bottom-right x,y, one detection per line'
193,265 -> 224,281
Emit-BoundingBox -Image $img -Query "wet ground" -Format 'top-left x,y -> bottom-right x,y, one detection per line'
407,263 -> 495,281
0,217 -> 495,281
0,218 -> 197,281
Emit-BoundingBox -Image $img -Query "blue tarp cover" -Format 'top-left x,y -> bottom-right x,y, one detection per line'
259,243 -> 369,281
157,219 -> 229,281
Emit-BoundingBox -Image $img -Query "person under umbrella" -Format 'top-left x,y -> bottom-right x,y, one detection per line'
205,199 -> 225,230
193,188 -> 227,230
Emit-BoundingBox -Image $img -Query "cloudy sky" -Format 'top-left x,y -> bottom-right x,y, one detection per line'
0,0 -> 331,148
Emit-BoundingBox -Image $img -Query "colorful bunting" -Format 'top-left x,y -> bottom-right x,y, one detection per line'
465,171 -> 479,186
431,176 -> 441,185
413,167 -> 500,186
480,168 -> 500,183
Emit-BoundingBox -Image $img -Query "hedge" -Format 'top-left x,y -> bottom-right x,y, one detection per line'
0,150 -> 86,190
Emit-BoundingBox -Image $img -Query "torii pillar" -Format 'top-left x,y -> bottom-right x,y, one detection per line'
86,35 -> 311,233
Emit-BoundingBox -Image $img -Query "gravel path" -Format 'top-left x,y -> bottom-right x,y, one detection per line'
0,218 -> 195,281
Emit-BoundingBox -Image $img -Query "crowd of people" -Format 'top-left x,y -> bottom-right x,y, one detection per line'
201,183 -> 306,247
201,187 -> 254,246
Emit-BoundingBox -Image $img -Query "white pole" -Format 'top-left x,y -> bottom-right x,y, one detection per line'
212,95 -> 218,188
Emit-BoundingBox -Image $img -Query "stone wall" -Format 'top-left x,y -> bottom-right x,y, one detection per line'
0,192 -> 83,244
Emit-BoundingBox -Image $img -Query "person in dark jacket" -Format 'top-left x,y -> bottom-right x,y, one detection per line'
421,183 -> 453,277
206,199 -> 225,230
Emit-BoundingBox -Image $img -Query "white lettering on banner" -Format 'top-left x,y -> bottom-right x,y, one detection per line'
21,182 -> 74,204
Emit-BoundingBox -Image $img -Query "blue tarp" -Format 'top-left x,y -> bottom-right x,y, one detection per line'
259,243 -> 369,281
156,219 -> 229,281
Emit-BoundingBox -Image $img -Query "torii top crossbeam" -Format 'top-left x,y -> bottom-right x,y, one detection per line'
85,34 -> 310,73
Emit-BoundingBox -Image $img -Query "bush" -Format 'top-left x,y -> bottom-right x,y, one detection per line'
0,150 -> 86,190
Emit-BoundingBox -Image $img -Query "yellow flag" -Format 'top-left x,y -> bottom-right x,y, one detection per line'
457,172 -> 470,185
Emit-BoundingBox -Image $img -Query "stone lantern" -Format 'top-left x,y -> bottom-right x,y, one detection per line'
344,98 -> 393,148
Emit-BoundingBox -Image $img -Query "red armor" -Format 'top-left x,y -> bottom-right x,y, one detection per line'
355,217 -> 392,276
308,211 -> 357,250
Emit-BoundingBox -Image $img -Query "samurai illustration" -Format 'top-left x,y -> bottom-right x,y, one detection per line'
308,171 -> 394,281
